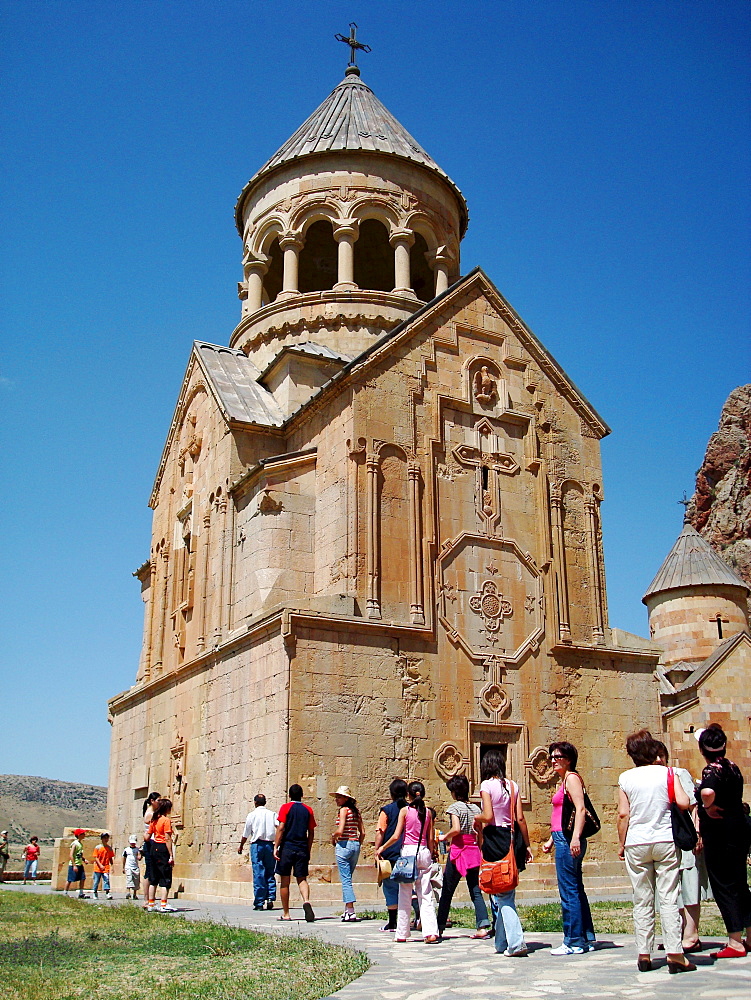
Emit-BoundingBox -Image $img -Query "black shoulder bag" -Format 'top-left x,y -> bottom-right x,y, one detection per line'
561,773 -> 601,841
668,767 -> 698,852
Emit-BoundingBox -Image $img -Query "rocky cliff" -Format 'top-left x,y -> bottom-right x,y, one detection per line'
687,384 -> 751,600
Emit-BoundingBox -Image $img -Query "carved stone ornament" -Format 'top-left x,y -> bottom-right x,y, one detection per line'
473,366 -> 497,404
480,681 -> 511,718
250,489 -> 284,518
169,739 -> 186,828
527,746 -> 556,785
433,741 -> 467,780
469,580 -> 513,634
437,534 -> 544,664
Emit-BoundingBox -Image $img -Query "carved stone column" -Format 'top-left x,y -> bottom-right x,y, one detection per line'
585,493 -> 606,644
365,451 -> 381,620
427,245 -> 452,296
278,232 -> 303,299
408,460 -> 425,625
549,481 -> 571,643
196,508 -> 211,651
214,494 -> 228,643
154,545 -> 170,673
243,257 -> 268,314
224,495 -> 235,633
390,228 -> 415,293
333,220 -> 359,290
346,440 -> 366,596
141,560 -> 157,682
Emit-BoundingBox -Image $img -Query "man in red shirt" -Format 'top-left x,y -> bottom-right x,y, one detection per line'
274,784 -> 316,922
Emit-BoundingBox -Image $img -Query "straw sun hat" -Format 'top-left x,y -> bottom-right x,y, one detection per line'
376,858 -> 392,885
330,785 -> 354,799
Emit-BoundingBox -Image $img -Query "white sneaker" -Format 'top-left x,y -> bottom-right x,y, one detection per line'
158,904 -> 176,912
550,944 -> 584,955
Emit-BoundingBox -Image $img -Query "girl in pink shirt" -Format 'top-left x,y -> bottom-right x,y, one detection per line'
375,780 -> 439,943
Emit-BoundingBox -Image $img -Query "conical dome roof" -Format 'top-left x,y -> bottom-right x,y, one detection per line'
236,68 -> 467,235
642,521 -> 750,603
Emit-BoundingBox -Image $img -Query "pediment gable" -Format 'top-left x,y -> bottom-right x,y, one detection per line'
679,629 -> 751,693
287,268 -> 610,437
149,342 -> 283,507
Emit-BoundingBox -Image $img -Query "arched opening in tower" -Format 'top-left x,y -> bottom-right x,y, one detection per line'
354,219 -> 394,292
263,238 -> 283,303
298,220 -> 338,293
410,233 -> 433,301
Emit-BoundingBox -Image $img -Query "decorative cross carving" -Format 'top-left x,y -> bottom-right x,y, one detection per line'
469,580 -> 513,634
335,22 -> 371,67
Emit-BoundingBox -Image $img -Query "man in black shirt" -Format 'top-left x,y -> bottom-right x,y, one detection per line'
274,783 -> 316,921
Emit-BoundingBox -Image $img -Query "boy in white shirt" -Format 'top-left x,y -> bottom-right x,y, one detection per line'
122,835 -> 142,900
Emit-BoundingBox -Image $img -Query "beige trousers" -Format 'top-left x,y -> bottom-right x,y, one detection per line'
624,841 -> 682,955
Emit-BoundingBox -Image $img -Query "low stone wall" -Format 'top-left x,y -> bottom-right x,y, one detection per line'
0,871 -> 52,881
50,827 -> 108,891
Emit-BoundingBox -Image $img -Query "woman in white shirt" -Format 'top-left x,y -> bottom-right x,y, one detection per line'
617,730 -> 694,975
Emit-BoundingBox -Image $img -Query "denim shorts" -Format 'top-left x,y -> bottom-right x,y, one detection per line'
67,864 -> 84,883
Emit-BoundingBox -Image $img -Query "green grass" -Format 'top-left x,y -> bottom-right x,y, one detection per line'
0,892 -> 369,1000
359,899 -> 729,935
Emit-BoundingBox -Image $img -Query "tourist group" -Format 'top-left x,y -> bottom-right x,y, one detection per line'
238,722 -> 750,974
39,720 -> 751,976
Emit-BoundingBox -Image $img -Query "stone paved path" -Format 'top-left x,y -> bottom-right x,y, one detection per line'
6,884 -> 751,999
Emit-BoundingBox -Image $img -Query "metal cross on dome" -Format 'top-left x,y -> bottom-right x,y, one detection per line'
335,22 -> 371,68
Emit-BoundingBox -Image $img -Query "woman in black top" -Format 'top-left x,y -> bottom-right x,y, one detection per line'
374,778 -> 408,932
697,723 -> 751,958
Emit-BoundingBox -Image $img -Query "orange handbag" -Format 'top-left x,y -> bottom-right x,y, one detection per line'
479,783 -> 519,894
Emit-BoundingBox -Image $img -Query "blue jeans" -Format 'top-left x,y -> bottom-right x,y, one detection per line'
251,841 -> 276,907
24,859 -> 38,880
92,871 -> 110,894
491,889 -> 526,954
552,830 -> 595,948
335,840 -> 361,905
381,871 -> 399,908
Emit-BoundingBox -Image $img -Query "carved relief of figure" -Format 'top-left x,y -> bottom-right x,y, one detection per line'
473,366 -> 497,404
179,413 -> 202,470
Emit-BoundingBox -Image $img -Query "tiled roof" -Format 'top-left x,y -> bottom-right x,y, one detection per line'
286,342 -> 352,362
259,342 -> 352,383
195,342 -> 283,427
643,522 -> 750,602
236,69 -> 467,234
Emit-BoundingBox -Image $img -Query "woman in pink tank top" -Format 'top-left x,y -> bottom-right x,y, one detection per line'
541,741 -> 596,954
375,780 -> 439,943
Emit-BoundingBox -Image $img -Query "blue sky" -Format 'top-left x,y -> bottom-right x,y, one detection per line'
1,1 -> 749,787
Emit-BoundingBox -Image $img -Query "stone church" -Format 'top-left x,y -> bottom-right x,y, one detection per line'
108,60 -> 674,902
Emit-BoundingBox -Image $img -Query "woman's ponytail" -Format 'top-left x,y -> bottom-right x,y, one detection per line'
408,780 -> 427,819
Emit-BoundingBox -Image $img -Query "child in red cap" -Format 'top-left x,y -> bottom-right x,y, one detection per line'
65,829 -> 89,897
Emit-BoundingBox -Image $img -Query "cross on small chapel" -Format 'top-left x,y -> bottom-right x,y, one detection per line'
335,22 -> 371,68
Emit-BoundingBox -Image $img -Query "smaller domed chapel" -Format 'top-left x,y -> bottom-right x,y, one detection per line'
108,59 -> 669,901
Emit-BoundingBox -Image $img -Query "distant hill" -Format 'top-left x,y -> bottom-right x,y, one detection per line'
0,774 -> 107,845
